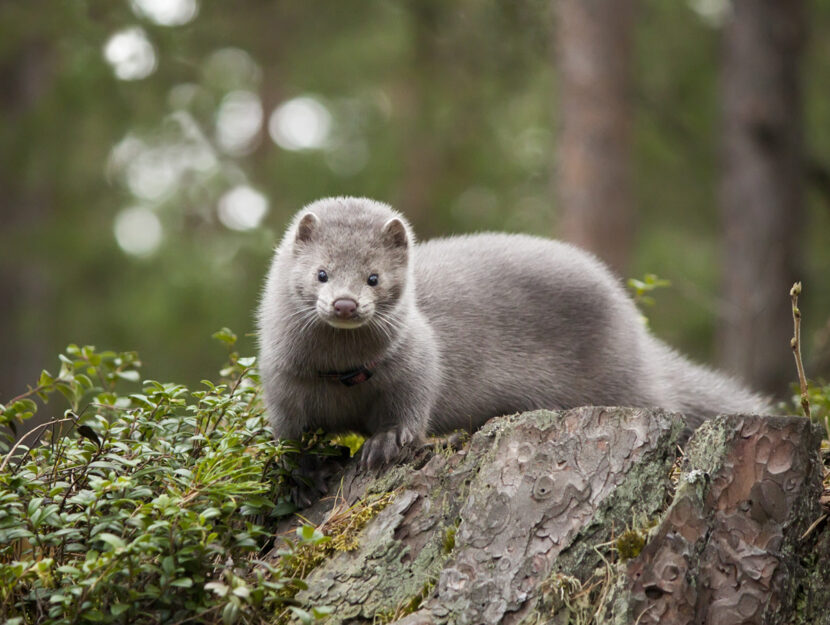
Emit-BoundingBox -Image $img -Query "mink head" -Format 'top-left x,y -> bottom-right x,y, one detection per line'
285,198 -> 412,330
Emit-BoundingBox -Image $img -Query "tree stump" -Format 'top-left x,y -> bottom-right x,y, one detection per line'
270,407 -> 827,624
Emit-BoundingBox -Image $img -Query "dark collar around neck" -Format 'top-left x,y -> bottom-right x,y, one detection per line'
317,360 -> 379,386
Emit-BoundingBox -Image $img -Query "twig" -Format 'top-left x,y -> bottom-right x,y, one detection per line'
790,282 -> 811,420
800,513 -> 828,541
0,416 -> 77,472
0,373 -> 72,408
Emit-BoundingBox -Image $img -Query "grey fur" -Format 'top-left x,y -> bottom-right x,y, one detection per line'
257,197 -> 768,466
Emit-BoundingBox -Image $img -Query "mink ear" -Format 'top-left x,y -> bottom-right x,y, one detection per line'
381,217 -> 408,250
295,212 -> 319,243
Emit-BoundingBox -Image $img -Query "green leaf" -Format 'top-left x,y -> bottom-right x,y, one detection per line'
39,370 -> 55,387
205,581 -> 229,597
28,497 -> 45,517
297,524 -> 327,544
200,507 -> 221,520
77,425 -> 101,447
289,607 -> 313,624
299,524 -> 316,541
212,328 -> 238,346
116,370 -> 140,382
75,373 -> 94,389
98,532 -> 126,551
161,556 -> 175,576
8,399 -> 37,420
222,601 -> 239,625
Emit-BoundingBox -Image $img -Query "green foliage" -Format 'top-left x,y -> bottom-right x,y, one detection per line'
790,379 -> 830,440
627,273 -> 672,328
0,334 -> 336,624
627,273 -> 672,309
802,380 -> 830,421
330,433 -> 364,458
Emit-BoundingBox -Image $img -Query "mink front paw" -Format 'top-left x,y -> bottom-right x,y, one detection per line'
358,427 -> 418,471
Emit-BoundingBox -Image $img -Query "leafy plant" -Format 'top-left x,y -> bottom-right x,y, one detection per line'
0,332 -> 337,624
789,379 -> 830,441
627,273 -> 672,309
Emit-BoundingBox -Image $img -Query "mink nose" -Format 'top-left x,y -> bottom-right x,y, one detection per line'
333,298 -> 358,319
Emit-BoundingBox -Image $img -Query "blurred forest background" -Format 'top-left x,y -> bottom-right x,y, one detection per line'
1,0 -> 829,407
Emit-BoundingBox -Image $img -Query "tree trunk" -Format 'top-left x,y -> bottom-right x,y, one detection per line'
0,42 -> 54,409
270,407 -> 828,624
553,0 -> 635,276
394,0 -> 445,233
717,0 -> 806,396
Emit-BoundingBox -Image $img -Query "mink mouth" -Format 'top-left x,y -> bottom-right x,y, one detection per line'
324,317 -> 368,329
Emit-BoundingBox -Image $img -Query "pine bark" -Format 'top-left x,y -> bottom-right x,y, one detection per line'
718,0 -> 806,396
271,407 -> 828,624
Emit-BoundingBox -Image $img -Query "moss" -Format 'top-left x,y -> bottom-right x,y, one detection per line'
537,571 -> 601,625
615,529 -> 646,561
442,519 -> 461,554
329,492 -> 395,552
442,526 -> 456,554
406,578 -> 436,614
287,492 -> 396,579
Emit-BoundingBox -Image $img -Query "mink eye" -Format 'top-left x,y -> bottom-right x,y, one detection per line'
367,274 -> 379,287
317,270 -> 328,283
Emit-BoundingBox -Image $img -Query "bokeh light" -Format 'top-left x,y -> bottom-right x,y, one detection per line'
217,185 -> 269,231
268,96 -> 332,151
204,48 -> 262,91
103,27 -> 157,81
131,0 -> 199,26
109,113 -> 217,201
687,0 -> 730,26
114,207 -> 163,256
215,91 -> 263,156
